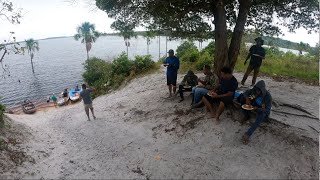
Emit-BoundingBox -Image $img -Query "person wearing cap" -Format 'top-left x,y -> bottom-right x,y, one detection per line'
178,70 -> 198,102
241,37 -> 266,86
163,49 -> 180,98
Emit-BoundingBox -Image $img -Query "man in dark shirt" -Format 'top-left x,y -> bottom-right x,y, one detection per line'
163,49 -> 180,98
178,70 -> 198,102
202,67 -> 238,124
241,37 -> 266,86
80,84 -> 96,121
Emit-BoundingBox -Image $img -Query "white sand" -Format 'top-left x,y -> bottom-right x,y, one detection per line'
3,67 -> 319,179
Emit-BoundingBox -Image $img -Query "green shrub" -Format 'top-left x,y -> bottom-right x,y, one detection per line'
176,41 -> 198,58
82,53 -> 159,97
201,41 -> 215,56
196,51 -> 212,70
133,55 -> 155,74
83,57 -> 112,86
181,48 -> 200,63
0,102 -> 5,125
111,52 -> 133,76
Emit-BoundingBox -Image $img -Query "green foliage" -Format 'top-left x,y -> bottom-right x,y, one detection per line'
196,51 -> 212,71
82,57 -> 112,86
132,55 -> 155,74
181,48 -> 200,63
200,41 -> 215,56
0,102 -> 5,125
82,53 -> 158,96
111,52 -> 133,76
111,19 -> 136,40
74,22 -> 100,43
176,41 -> 198,58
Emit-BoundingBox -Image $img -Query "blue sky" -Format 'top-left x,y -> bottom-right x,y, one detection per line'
0,0 -> 319,46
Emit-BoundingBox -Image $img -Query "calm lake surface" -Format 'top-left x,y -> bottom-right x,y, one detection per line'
0,35 -> 210,107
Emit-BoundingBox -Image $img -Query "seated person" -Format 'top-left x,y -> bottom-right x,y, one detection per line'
75,85 -> 80,91
202,67 -> 238,124
178,70 -> 198,102
62,88 -> 69,105
239,80 -> 272,145
191,65 -> 218,107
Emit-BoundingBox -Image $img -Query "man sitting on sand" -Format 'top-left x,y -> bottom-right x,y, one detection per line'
191,65 -> 218,108
80,84 -> 96,121
202,67 -> 238,124
178,70 -> 198,102
239,80 -> 272,145
75,85 -> 80,91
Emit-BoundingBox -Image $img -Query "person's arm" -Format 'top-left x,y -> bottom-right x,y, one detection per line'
213,91 -> 234,98
180,76 -> 187,86
244,46 -> 253,65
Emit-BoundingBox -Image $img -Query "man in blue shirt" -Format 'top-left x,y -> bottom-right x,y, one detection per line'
241,37 -> 266,86
163,49 -> 180,98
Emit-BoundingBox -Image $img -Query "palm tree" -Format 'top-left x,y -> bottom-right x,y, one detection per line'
111,20 -> 136,57
143,30 -> 156,55
74,22 -> 100,60
297,42 -> 307,55
24,38 -> 39,73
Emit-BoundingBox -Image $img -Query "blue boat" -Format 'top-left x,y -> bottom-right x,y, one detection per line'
69,88 -> 82,102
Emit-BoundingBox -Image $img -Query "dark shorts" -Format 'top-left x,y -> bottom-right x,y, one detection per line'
204,94 -> 234,106
167,73 -> 177,86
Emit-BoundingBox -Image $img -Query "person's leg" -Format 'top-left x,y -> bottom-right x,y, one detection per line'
168,85 -> 172,97
251,67 -> 260,86
194,88 -> 209,104
239,96 -> 250,124
243,111 -> 268,144
85,107 -> 90,121
202,96 -> 215,118
167,75 -> 172,97
172,73 -> 177,95
178,85 -> 184,100
241,65 -> 253,85
215,101 -> 225,124
90,107 -> 96,119
191,87 -> 197,104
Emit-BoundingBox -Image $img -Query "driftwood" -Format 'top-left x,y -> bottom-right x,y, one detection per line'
278,103 -> 315,117
272,110 -> 319,120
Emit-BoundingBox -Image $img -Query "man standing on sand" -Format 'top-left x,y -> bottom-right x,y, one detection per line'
241,37 -> 266,86
80,84 -> 96,121
163,49 -> 180,98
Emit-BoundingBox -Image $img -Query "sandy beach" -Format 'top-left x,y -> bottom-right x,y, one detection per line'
1,68 -> 319,179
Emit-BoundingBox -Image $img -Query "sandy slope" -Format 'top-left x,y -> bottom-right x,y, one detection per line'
3,68 -> 319,179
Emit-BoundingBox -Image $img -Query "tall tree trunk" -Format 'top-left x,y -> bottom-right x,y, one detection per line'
213,0 -> 228,76
228,0 -> 251,70
30,56 -> 35,73
86,50 -> 89,60
147,43 -> 149,55
126,45 -> 129,57
158,35 -> 161,60
165,36 -> 168,57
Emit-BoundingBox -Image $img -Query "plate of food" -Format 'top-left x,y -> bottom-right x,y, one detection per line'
242,104 -> 255,110
207,92 -> 216,97
184,85 -> 192,88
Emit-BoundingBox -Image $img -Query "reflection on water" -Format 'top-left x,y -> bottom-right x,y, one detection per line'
0,35 -> 210,107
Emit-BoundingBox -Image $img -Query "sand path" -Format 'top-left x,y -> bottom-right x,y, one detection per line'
4,68 -> 319,179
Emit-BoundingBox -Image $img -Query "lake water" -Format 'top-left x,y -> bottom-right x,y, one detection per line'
0,35 -> 210,107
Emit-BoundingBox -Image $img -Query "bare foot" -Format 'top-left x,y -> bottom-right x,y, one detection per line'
87,118 -> 91,121
215,116 -> 220,125
242,133 -> 250,145
93,116 -> 96,120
